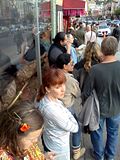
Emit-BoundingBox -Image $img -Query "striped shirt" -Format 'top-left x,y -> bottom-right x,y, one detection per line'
36,96 -> 78,160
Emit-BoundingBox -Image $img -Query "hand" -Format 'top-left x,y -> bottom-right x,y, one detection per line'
66,41 -> 71,54
45,152 -> 56,160
66,41 -> 71,48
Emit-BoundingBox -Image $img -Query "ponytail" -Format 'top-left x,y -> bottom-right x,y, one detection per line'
36,85 -> 46,102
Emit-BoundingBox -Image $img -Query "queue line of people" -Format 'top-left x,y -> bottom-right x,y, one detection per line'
0,26 -> 120,160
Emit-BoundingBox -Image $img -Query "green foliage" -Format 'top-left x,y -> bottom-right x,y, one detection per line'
114,8 -> 120,15
26,12 -> 34,24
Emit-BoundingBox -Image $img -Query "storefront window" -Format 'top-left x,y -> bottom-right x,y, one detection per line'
0,0 -> 51,109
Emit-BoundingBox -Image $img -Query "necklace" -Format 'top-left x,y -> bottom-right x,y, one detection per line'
24,143 -> 44,160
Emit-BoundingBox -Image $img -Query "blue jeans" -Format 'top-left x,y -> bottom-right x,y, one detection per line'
68,107 -> 81,149
90,114 -> 120,160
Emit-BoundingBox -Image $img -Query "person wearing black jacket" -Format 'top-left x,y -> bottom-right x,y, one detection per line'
48,32 -> 71,66
24,38 -> 46,62
23,38 -> 48,68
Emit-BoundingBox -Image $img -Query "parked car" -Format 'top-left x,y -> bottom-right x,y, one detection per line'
111,20 -> 120,27
93,20 -> 99,25
98,20 -> 106,25
105,19 -> 111,26
97,25 -> 111,37
9,25 -> 16,33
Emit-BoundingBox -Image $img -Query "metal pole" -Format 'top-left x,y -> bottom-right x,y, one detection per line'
51,0 -> 56,39
35,0 -> 42,85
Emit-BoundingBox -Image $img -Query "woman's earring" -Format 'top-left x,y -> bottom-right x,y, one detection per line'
45,87 -> 50,94
46,90 -> 50,94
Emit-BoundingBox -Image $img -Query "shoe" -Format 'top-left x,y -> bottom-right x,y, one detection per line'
73,147 -> 86,160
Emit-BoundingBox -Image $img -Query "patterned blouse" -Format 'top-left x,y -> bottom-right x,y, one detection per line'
0,143 -> 44,160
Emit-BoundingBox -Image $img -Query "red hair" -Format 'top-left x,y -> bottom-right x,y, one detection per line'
36,68 -> 66,101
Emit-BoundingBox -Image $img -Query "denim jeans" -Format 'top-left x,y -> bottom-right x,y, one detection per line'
68,107 -> 81,149
90,114 -> 120,160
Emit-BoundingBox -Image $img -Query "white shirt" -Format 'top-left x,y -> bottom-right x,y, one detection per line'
85,31 -> 96,44
36,96 -> 78,160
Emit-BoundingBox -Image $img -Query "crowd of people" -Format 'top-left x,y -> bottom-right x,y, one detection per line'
0,21 -> 120,160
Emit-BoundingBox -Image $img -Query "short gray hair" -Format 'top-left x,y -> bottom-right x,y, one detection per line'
101,36 -> 118,56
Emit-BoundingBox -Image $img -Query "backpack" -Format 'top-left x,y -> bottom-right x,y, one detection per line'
73,68 -> 87,92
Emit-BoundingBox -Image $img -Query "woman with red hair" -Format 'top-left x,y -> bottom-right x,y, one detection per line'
36,68 -> 78,160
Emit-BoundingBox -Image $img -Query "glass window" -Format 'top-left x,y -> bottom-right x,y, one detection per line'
99,25 -> 108,29
0,0 -> 51,108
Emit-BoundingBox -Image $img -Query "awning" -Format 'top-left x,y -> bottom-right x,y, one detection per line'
63,0 -> 85,9
63,0 -> 85,16
63,9 -> 85,16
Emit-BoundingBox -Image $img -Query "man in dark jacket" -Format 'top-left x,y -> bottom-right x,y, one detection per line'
48,32 -> 71,66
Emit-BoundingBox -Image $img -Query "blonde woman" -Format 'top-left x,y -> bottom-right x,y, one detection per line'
74,42 -> 102,92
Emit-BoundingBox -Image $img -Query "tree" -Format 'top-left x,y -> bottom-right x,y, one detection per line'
26,12 -> 34,24
114,8 -> 120,16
